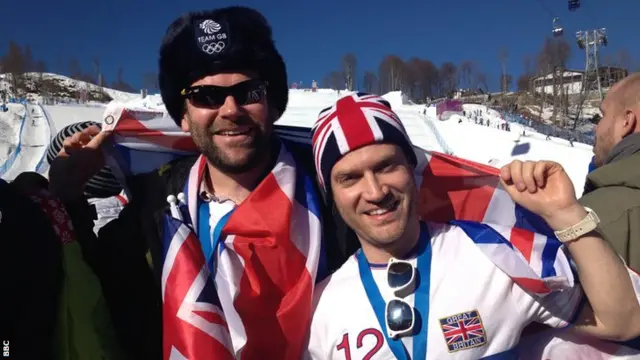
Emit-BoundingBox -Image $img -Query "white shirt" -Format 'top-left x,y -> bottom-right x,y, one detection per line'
306,222 -> 584,359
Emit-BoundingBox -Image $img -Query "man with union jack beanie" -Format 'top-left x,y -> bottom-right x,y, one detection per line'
305,93 -> 640,358
47,6 -> 353,359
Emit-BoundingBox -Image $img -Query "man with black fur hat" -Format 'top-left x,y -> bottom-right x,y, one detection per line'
48,6 -> 349,359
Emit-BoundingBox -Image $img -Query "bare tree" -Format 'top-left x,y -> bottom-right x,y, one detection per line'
322,75 -> 331,89
438,62 -> 458,96
378,55 -> 405,93
68,58 -> 83,79
328,71 -> 343,90
498,47 -> 508,94
404,58 -> 421,100
475,72 -> 489,93
112,67 -> 136,92
500,74 -> 513,92
142,72 -> 159,91
516,74 -> 530,92
458,60 -> 475,89
536,37 -> 572,123
23,45 -> 35,73
32,60 -> 48,95
92,57 -> 103,87
420,59 -> 439,99
342,53 -> 357,91
523,55 -> 533,76
2,41 -> 26,94
404,58 -> 439,101
363,71 -> 378,93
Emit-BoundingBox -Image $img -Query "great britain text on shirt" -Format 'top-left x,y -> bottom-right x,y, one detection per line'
439,310 -> 488,353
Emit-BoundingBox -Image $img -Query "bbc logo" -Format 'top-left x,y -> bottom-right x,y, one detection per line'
2,340 -> 8,357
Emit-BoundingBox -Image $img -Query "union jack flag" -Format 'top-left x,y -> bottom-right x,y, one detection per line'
101,102 -> 198,186
439,310 -> 487,352
161,210 -> 233,359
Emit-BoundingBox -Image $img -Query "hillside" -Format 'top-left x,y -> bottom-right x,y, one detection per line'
0,72 -> 141,104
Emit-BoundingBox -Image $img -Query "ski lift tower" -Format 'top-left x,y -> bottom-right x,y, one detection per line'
575,28 -> 607,101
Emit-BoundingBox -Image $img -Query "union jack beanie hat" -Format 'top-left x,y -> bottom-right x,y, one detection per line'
311,92 -> 417,194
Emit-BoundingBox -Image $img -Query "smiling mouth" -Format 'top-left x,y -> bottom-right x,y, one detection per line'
215,128 -> 252,136
364,200 -> 400,216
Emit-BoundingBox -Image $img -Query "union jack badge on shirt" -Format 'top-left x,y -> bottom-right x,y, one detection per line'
439,310 -> 487,352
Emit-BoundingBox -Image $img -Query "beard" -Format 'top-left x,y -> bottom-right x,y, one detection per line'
593,129 -> 614,167
189,114 -> 274,174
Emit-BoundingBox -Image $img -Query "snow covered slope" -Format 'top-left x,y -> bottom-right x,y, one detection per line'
3,72 -> 142,104
0,103 -> 27,176
0,103 -> 51,180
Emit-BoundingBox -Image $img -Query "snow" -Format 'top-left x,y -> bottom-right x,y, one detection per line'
0,104 -> 26,173
0,87 -> 596,197
45,103 -> 108,128
0,103 -> 51,180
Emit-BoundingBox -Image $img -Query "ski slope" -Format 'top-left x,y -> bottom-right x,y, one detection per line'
0,103 -> 51,180
1,89 -> 595,196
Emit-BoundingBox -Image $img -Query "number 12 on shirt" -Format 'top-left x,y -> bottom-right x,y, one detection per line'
336,329 -> 385,360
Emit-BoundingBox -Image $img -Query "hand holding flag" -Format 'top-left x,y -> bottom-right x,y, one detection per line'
499,160 -> 585,230
49,125 -> 113,201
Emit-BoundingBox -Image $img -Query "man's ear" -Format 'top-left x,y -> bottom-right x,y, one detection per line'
180,103 -> 190,133
623,109 -> 638,136
181,116 -> 190,132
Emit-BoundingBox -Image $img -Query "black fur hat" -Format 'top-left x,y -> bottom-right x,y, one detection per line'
158,6 -> 288,125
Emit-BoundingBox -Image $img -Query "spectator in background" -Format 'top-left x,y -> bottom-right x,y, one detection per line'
46,121 -> 122,198
11,171 -> 50,195
0,177 -> 62,359
580,73 -> 640,271
46,121 -> 126,234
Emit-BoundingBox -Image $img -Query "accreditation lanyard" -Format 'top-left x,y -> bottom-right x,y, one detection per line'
356,222 -> 432,360
197,199 -> 234,278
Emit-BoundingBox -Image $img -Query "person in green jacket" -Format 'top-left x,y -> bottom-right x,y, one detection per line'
580,72 -> 640,271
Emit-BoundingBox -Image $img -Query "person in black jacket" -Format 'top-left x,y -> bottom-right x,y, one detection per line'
0,176 -> 62,359
47,7 -> 355,359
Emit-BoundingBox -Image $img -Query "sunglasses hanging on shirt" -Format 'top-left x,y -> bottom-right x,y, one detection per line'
385,258 -> 417,339
356,222 -> 431,360
181,79 -> 268,109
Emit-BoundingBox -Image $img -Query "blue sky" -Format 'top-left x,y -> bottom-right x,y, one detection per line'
1,0 -> 637,91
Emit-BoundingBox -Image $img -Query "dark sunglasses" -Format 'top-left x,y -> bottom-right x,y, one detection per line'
385,259 -> 416,338
180,79 -> 268,108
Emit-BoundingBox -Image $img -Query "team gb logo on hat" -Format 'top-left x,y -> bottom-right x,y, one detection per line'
195,18 -> 228,55
200,19 -> 221,34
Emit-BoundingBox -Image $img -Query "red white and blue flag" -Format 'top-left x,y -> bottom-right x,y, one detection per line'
161,213 -> 234,359
99,99 -> 640,359
100,102 -> 199,184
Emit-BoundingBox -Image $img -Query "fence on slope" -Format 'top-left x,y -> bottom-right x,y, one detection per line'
34,105 -> 55,174
497,111 -> 595,146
